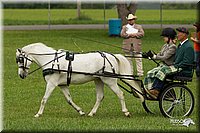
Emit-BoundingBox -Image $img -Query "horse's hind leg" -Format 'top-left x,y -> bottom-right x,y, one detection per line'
102,78 -> 130,117
88,79 -> 104,117
60,86 -> 85,116
34,82 -> 56,118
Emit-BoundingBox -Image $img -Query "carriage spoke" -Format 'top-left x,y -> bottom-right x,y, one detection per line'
166,103 -> 175,114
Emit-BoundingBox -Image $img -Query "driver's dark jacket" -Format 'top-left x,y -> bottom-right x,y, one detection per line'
174,40 -> 195,77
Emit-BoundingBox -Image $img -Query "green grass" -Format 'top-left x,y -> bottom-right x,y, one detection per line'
3,29 -> 198,132
3,9 -> 197,25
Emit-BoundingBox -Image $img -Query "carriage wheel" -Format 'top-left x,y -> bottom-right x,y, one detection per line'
159,84 -> 194,118
143,99 -> 162,115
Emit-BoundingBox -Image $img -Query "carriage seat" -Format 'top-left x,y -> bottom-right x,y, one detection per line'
165,74 -> 193,83
171,75 -> 193,82
165,62 -> 196,83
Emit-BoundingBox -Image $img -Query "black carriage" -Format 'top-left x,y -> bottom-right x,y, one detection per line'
62,53 -> 196,118
117,62 -> 196,118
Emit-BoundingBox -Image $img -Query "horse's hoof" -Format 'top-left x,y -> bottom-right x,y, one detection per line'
88,113 -> 94,117
124,112 -> 131,117
34,114 -> 40,118
79,111 -> 85,116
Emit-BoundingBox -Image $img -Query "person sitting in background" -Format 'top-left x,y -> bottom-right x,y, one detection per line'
144,27 -> 195,99
190,22 -> 200,78
143,27 -> 177,92
120,13 -> 144,77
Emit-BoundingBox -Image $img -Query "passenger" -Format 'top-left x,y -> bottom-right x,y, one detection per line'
143,27 -> 177,91
146,27 -> 177,65
144,27 -> 195,99
120,13 -> 145,77
190,22 -> 200,78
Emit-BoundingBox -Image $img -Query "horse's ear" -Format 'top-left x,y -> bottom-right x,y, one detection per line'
17,48 -> 22,53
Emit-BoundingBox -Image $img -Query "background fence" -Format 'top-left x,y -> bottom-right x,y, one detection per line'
3,2 -> 197,26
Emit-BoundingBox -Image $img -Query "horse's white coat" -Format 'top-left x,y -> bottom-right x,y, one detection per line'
16,43 -> 144,117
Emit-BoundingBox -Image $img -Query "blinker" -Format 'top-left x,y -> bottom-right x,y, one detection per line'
16,56 -> 24,63
65,51 -> 74,61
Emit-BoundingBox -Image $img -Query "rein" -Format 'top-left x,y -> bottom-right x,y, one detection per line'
28,54 -> 65,75
22,51 -> 65,75
43,68 -> 137,80
27,51 -> 63,55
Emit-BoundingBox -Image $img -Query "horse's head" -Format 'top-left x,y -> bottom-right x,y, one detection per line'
16,48 -> 33,79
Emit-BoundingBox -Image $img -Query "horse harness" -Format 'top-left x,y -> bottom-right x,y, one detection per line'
27,51 -> 117,86
17,49 -> 141,98
17,50 -> 136,87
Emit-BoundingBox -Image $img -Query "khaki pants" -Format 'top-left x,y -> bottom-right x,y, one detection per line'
126,53 -> 144,76
123,43 -> 144,76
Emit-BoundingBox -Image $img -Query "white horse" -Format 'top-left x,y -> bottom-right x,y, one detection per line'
16,42 -> 144,118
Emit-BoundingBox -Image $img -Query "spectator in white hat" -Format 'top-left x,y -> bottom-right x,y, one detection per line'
120,13 -> 144,77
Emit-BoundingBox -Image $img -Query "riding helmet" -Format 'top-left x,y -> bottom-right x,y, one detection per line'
160,27 -> 177,39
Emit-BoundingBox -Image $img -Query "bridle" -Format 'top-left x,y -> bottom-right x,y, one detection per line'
16,52 -> 33,71
16,50 -> 65,76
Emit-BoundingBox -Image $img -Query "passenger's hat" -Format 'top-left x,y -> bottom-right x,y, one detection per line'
161,27 -> 177,39
176,27 -> 189,35
126,14 -> 137,20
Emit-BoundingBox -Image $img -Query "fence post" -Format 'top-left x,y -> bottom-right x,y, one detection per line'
48,0 -> 51,30
160,1 -> 163,29
104,1 -> 106,30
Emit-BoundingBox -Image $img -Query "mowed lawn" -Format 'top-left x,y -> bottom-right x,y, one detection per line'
3,29 -> 198,132
3,9 -> 196,25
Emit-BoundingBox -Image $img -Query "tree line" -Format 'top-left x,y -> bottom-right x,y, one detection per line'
3,3 -> 197,9
3,3 -> 114,9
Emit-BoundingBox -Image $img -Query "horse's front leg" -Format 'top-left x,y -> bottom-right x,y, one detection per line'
88,79 -> 104,117
34,82 -> 56,118
59,86 -> 85,116
102,78 -> 130,117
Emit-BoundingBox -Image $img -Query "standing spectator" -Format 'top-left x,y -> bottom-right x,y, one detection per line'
190,22 -> 200,78
120,13 -> 144,77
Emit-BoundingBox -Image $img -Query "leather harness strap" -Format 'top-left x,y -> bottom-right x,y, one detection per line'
43,51 -> 117,86
97,51 -> 116,74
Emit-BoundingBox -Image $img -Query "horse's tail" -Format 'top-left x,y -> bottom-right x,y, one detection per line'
114,54 -> 132,75
115,54 -> 144,102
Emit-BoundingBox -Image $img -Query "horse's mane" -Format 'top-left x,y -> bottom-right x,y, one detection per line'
22,43 -> 55,53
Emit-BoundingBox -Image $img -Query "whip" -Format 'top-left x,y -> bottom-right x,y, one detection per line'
71,36 -> 160,65
73,36 -> 128,51
71,37 -> 84,53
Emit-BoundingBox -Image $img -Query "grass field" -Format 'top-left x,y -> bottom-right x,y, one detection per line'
3,29 -> 198,132
3,9 -> 197,25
